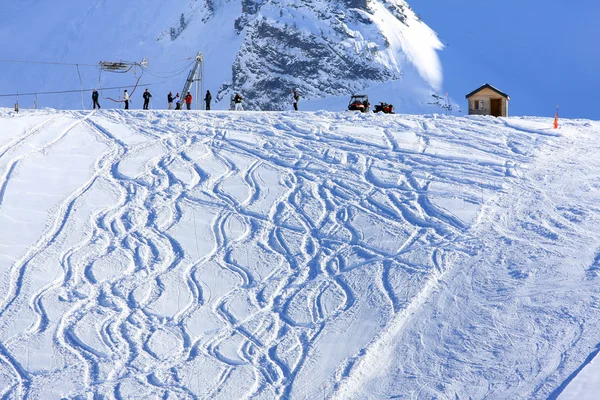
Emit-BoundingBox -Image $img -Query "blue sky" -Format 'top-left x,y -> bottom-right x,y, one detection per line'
416,0 -> 600,120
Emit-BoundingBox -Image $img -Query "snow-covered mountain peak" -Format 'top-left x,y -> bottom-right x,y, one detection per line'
223,0 -> 443,108
0,0 -> 443,111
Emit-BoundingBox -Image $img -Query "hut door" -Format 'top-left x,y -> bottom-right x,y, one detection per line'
490,99 -> 502,117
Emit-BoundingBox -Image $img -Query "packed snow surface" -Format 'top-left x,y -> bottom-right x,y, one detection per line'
0,108 -> 599,399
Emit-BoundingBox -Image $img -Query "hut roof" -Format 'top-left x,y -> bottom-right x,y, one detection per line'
465,84 -> 510,100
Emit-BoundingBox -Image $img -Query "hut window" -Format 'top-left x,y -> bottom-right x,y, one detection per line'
472,100 -> 484,110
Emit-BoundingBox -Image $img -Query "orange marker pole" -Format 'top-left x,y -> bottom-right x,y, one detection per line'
553,105 -> 559,129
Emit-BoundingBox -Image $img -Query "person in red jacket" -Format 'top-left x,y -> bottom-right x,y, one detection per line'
184,91 -> 193,110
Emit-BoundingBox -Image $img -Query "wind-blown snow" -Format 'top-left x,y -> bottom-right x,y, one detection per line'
370,0 -> 443,90
0,108 -> 599,399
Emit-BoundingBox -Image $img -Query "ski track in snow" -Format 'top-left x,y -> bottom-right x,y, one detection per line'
0,109 -> 598,399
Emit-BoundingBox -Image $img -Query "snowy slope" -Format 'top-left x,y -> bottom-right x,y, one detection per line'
0,0 -> 444,112
0,108 -> 599,399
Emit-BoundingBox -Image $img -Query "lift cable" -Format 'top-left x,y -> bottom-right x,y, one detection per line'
0,82 -> 162,98
139,60 -> 195,79
0,59 -> 98,67
1,56 -> 198,107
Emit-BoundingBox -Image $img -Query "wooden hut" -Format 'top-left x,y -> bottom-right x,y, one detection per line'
465,84 -> 509,117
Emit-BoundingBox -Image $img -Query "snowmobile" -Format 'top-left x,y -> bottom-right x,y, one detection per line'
348,94 -> 370,113
373,102 -> 394,114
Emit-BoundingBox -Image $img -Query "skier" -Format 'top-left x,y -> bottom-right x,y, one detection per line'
123,90 -> 130,110
92,89 -> 101,110
167,91 -> 174,110
143,89 -> 152,110
233,93 -> 243,111
184,91 -> 193,110
204,90 -> 212,110
175,93 -> 181,110
292,89 -> 300,111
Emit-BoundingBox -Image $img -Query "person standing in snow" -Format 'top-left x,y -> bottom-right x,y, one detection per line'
184,91 -> 193,110
143,88 -> 152,110
123,89 -> 130,110
233,93 -> 243,111
175,93 -> 181,110
292,89 -> 300,111
167,91 -> 174,110
92,89 -> 101,110
204,90 -> 212,110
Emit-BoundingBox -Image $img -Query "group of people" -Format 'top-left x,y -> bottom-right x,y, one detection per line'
91,88 -> 212,110
91,88 -> 300,111
167,91 -> 207,110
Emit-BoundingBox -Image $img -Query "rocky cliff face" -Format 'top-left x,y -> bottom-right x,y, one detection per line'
205,0 -> 443,110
